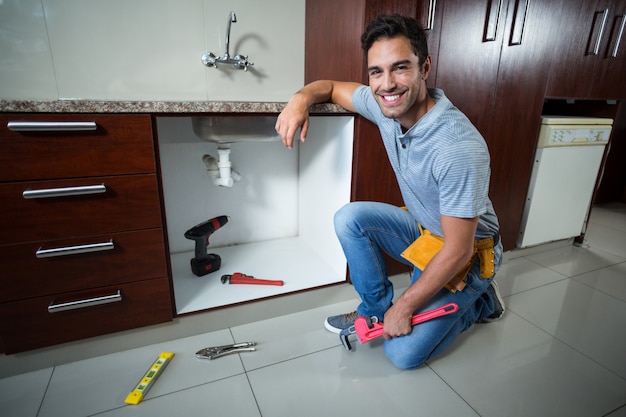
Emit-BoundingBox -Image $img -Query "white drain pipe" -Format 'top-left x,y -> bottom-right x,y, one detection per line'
202,144 -> 241,187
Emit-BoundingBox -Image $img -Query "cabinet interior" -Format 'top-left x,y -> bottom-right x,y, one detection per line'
156,116 -> 354,315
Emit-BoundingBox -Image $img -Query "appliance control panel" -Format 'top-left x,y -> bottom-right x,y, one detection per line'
537,117 -> 613,148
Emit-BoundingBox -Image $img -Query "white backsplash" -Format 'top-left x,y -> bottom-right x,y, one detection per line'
0,0 -> 305,101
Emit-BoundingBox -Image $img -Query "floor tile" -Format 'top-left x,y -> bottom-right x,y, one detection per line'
247,346 -> 478,417
606,404 -> 626,417
38,329 -> 244,417
573,261 -> 626,302
525,245 -> 624,277
429,314 -> 626,417
590,204 -> 626,233
584,222 -> 626,259
0,367 -> 52,417
508,279 -> 626,378
231,298 -> 358,371
96,374 -> 261,417
495,257 -> 568,296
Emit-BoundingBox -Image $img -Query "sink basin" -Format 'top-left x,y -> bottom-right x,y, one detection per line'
191,116 -> 280,144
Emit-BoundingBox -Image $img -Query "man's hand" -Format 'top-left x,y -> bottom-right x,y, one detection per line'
275,93 -> 310,149
382,302 -> 413,339
275,80 -> 360,149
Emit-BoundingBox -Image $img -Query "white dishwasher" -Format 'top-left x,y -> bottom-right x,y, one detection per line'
518,116 -> 613,248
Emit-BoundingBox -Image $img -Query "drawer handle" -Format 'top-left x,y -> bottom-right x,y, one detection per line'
483,0 -> 503,42
607,14 -> 625,58
36,240 -> 114,258
7,121 -> 97,132
22,184 -> 106,199
587,9 -> 609,56
48,290 -> 122,313
509,0 -> 529,46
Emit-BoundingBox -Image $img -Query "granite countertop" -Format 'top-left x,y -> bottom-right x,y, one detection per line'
0,100 -> 348,114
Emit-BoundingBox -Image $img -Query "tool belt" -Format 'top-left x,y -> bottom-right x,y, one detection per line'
400,224 -> 496,293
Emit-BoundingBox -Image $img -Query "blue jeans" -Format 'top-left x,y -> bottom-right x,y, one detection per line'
334,201 -> 501,369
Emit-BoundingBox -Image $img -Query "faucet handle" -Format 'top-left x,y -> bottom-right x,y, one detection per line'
234,54 -> 254,71
201,52 -> 218,68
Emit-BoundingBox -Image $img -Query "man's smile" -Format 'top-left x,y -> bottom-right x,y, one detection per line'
380,92 -> 404,104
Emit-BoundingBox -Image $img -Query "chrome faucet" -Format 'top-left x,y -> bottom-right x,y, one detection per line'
201,11 -> 254,71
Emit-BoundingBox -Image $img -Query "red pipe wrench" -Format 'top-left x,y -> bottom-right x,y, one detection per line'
221,272 -> 284,286
341,302 -> 459,351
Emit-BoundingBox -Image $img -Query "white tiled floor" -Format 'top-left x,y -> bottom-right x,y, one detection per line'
2,204 -> 626,417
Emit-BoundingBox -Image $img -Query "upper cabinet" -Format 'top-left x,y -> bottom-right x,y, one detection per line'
305,0 -> 441,86
305,0 -> 623,250
546,0 -> 626,99
423,0 -> 570,249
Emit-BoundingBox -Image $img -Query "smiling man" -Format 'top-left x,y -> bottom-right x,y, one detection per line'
275,14 -> 505,369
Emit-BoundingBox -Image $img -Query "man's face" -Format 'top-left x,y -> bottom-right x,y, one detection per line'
367,36 -> 429,128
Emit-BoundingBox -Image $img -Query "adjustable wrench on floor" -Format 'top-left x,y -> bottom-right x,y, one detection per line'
221,272 -> 284,286
341,302 -> 459,351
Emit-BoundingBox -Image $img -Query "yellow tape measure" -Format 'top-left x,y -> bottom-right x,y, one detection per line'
125,352 -> 174,405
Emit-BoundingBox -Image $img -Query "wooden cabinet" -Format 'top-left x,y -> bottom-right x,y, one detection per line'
0,114 -> 173,354
306,0 -> 440,275
546,0 -> 626,99
431,0 -> 569,249
306,0 -> 625,250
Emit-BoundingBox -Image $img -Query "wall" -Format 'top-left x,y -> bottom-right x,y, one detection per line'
0,0 -> 305,101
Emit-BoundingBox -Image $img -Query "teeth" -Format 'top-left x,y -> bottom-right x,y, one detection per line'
383,94 -> 401,102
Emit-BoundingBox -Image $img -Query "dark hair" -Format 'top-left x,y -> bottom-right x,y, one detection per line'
361,14 -> 429,66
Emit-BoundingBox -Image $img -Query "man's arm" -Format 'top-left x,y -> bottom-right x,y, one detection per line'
382,214 -> 479,339
275,80 -> 362,149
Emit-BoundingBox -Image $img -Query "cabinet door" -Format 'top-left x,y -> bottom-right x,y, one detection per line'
434,0 -> 505,137
305,0 -> 429,84
435,0 -> 567,249
546,0 -> 626,99
489,0 -> 568,249
592,1 -> 626,99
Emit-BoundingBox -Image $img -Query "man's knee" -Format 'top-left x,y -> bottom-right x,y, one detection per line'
334,202 -> 366,235
383,340 -> 428,370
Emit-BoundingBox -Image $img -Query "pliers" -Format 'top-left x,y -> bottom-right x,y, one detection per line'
195,342 -> 257,360
340,302 -> 459,351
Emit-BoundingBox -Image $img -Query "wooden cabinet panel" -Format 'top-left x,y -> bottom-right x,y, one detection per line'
305,0 -> 433,84
0,228 -> 167,302
0,174 -> 162,244
546,0 -> 626,100
0,114 -> 156,181
306,0 -> 439,275
435,0 -> 568,249
0,277 -> 172,354
434,0 -> 504,138
0,112 -> 172,354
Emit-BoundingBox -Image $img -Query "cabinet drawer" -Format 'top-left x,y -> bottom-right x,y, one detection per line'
0,174 -> 162,244
0,277 -> 173,354
0,229 -> 167,302
0,114 -> 156,181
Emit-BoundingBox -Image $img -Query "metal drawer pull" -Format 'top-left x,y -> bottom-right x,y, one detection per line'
587,9 -> 609,55
7,121 -> 97,131
48,290 -> 122,313
607,14 -> 625,58
22,184 -> 106,199
36,240 -> 114,258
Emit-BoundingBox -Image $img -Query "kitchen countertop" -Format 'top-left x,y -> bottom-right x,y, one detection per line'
0,100 -> 348,114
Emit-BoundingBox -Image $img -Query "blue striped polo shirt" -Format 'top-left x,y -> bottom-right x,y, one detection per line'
352,86 -> 501,249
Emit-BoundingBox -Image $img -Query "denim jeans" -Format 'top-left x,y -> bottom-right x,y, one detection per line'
334,201 -> 501,369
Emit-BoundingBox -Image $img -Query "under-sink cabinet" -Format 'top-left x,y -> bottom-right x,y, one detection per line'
156,115 -> 354,315
0,114 -> 173,354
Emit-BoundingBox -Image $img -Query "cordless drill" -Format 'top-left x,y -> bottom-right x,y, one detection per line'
184,215 -> 229,276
